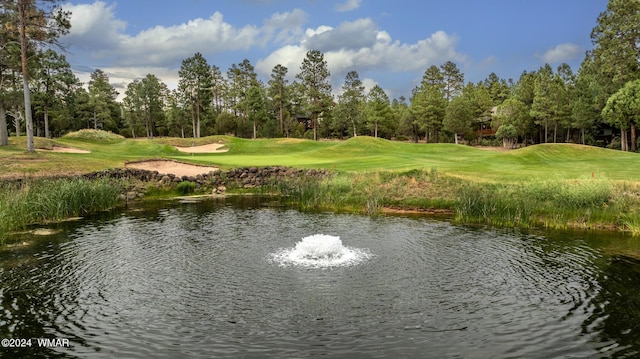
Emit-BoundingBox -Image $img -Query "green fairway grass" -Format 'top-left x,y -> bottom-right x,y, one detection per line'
170,136 -> 640,183
2,131 -> 640,235
2,132 -> 639,182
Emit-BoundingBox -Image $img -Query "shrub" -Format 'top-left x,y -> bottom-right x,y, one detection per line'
62,129 -> 124,141
177,181 -> 196,195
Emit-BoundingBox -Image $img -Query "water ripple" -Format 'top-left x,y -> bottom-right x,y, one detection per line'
1,203 -> 638,358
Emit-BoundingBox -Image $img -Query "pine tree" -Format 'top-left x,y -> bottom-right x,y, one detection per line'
296,50 -> 332,141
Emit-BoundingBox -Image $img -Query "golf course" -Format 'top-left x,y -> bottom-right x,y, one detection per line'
1,130 -> 640,239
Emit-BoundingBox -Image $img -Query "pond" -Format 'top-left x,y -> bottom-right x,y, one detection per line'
1,197 -> 640,358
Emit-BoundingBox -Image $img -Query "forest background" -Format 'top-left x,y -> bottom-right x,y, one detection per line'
0,0 -> 639,152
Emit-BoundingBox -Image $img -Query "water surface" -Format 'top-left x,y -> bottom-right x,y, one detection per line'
1,197 -> 640,358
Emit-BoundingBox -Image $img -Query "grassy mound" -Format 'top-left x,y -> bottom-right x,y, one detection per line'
63,129 -> 124,142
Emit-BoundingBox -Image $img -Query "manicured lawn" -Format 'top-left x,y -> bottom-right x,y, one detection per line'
2,132 -> 639,184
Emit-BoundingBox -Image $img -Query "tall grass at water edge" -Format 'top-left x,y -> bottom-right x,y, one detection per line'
455,178 -> 640,234
268,168 -> 459,215
0,178 -> 123,244
266,169 -> 640,234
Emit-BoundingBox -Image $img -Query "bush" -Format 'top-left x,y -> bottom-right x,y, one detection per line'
62,129 -> 124,141
177,181 -> 196,195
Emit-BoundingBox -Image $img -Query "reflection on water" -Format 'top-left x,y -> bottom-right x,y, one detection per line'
1,197 -> 640,358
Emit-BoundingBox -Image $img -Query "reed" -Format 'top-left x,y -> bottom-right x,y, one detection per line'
268,168 -> 459,215
620,213 -> 640,236
454,179 -> 617,229
0,178 -> 123,244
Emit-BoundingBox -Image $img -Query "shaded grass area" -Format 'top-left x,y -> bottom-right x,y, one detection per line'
0,178 -> 123,244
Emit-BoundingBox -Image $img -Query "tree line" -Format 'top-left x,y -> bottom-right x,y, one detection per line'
1,0 -> 638,151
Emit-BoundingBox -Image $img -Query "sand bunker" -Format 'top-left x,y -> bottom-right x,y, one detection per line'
39,146 -> 91,154
126,160 -> 219,177
174,143 -> 228,153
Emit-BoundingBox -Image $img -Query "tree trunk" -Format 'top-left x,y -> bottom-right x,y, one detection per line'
312,113 -> 317,141
553,121 -> 558,143
544,122 -> 548,143
196,100 -> 201,138
581,128 -> 585,145
374,122 -> 378,138
13,107 -> 21,137
44,106 -> 50,138
191,103 -> 196,138
454,133 -> 459,145
93,110 -> 98,129
253,119 -> 257,139
18,2 -> 34,152
622,128 -> 628,151
565,127 -> 570,143
631,124 -> 637,152
0,104 -> 8,146
279,88 -> 284,135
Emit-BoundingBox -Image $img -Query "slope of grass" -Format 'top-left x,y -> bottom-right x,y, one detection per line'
3,134 -> 640,183
172,137 -> 640,182
2,134 -> 640,234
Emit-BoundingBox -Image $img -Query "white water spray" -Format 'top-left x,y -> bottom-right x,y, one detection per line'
270,234 -> 372,268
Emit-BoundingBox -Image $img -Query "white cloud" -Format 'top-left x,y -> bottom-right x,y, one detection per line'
304,18 -> 379,52
74,66 -> 180,101
61,2 -> 262,67
538,43 -> 583,64
61,1 -> 467,100
257,23 -> 466,94
263,8 -> 308,45
60,1 -> 126,50
255,45 -> 308,79
335,0 -> 362,12
116,12 -> 261,66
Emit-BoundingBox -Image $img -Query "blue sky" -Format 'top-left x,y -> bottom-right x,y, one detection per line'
59,0 -> 606,100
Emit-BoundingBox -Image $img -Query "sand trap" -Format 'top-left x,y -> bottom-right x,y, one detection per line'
126,160 -> 219,177
39,146 -> 91,154
174,143 -> 228,153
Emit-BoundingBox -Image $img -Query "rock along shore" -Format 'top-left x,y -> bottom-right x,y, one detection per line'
81,166 -> 331,199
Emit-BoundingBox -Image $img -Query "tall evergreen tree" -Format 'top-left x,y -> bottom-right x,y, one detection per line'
87,69 -> 118,131
483,72 -> 511,105
209,65 -> 226,116
2,0 -> 70,151
178,52 -> 212,138
602,79 -> 640,151
296,50 -> 332,141
365,85 -> 393,138
336,70 -> 365,138
410,65 -> 446,142
572,56 -> 601,145
530,64 -> 555,143
555,63 -> 575,142
590,0 -> 640,94
32,49 -> 75,138
268,64 -> 289,136
227,59 -> 259,137
440,61 -> 465,101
